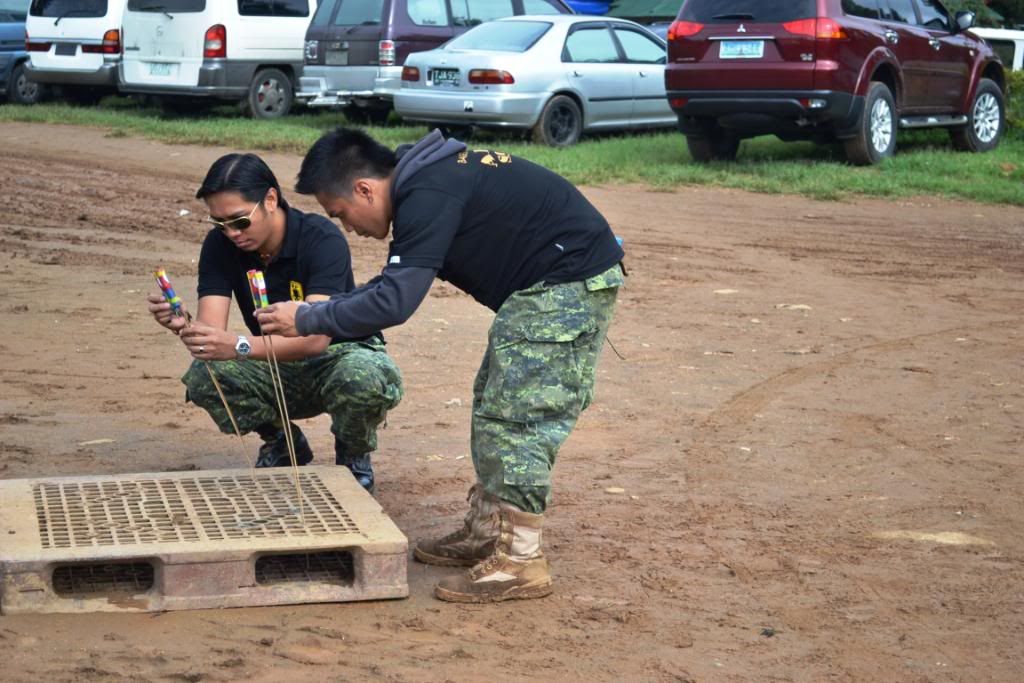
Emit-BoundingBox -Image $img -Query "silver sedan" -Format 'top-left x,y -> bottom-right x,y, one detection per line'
394,15 -> 676,147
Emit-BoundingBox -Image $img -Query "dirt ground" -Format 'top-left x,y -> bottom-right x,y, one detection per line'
0,122 -> 1022,682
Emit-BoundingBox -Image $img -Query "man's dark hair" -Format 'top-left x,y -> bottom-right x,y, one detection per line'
295,127 -> 397,197
196,153 -> 286,207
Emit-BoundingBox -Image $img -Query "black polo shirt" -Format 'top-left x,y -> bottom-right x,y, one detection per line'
388,149 -> 624,311
197,204 -> 369,345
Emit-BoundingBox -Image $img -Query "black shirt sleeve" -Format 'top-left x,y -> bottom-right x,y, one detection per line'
300,216 -> 353,298
196,229 -> 235,298
387,188 -> 465,270
294,266 -> 436,339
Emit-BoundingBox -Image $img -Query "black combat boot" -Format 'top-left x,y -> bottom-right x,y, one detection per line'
335,439 -> 374,493
255,422 -> 314,468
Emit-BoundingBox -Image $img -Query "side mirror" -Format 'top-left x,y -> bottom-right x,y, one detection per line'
954,10 -> 975,33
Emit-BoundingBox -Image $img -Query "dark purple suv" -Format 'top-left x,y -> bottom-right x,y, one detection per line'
664,0 -> 1006,164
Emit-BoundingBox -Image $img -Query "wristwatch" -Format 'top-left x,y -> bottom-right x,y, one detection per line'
234,335 -> 252,360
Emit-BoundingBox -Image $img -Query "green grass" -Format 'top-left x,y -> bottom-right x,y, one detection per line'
2,97 -> 1022,205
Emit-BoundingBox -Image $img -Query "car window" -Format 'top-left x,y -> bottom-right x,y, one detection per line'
521,0 -> 561,14
408,0 -> 447,26
842,0 -> 882,20
0,0 -> 27,21
681,0 -> 816,23
311,0 -> 338,25
333,0 -> 383,25
564,26 -> 620,63
447,20 -> 550,50
883,0 -> 917,24
239,0 -> 310,16
915,0 -> 948,31
985,39 -> 1016,67
613,28 -> 664,63
127,0 -> 205,10
451,0 -> 513,27
31,0 -> 108,17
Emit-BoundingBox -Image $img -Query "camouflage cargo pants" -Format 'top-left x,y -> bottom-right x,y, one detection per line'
182,339 -> 403,460
472,264 -> 623,514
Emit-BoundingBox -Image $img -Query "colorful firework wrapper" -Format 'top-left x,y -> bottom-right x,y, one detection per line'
246,269 -> 269,309
154,268 -> 185,317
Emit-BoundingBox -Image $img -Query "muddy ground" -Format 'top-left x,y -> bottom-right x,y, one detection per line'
0,123 -> 1021,682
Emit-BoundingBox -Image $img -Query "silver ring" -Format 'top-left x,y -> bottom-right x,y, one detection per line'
199,345 -> 205,353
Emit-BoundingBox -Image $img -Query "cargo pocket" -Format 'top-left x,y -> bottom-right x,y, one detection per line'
476,286 -> 597,423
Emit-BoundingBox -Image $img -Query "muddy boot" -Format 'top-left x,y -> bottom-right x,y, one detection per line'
414,484 -> 501,567
255,422 -> 314,468
434,502 -> 553,604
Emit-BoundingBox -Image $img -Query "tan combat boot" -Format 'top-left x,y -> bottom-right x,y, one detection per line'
414,484 -> 501,567
434,502 -> 553,603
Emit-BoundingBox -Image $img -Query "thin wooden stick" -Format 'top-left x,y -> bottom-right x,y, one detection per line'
261,331 -> 305,523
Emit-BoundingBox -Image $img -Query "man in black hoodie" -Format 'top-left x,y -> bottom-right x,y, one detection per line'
255,128 -> 624,603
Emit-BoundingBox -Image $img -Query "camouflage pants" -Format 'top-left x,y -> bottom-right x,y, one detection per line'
182,339 -> 403,460
472,264 -> 623,514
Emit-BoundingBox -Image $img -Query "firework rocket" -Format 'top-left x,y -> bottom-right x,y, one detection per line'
154,268 -> 185,317
246,269 -> 269,309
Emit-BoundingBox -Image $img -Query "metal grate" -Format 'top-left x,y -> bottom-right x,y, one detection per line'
34,472 -> 360,549
52,562 -> 155,597
255,551 -> 355,586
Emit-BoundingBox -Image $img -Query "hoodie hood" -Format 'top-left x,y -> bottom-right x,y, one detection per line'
390,130 -> 467,204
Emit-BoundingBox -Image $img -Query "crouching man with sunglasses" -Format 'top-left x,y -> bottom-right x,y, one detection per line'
146,153 -> 403,492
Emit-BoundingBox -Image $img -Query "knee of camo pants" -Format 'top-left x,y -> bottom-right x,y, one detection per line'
319,344 -> 404,456
180,359 -> 278,435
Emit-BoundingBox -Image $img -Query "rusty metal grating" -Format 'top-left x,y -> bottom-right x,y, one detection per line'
255,551 -> 354,586
34,472 -> 360,549
52,561 -> 155,597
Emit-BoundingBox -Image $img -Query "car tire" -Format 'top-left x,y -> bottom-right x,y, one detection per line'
243,68 -> 293,120
343,103 -> 391,126
8,61 -> 43,105
686,129 -> 739,162
844,81 -> 896,166
949,78 -> 1004,153
531,95 -> 582,147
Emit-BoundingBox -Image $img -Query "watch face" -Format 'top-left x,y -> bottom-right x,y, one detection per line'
237,339 -> 252,355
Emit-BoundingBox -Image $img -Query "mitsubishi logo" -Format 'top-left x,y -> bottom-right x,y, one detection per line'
737,24 -> 747,33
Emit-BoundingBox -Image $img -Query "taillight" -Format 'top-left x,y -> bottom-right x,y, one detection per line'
401,66 -> 420,81
670,97 -> 688,108
83,28 -> 120,54
25,32 -> 51,52
379,40 -> 395,66
468,69 -> 514,85
304,39 -> 318,62
204,24 -> 226,59
783,17 -> 848,39
667,21 -> 704,40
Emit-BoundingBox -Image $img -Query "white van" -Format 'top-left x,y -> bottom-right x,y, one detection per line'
120,0 -> 316,118
24,0 -> 126,103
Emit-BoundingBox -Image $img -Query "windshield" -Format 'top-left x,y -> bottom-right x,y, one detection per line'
0,0 -> 27,22
681,0 -> 816,23
30,0 -> 108,18
446,20 -> 551,51
126,0 -> 206,12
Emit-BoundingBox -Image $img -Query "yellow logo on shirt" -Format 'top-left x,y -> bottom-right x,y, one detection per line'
290,280 -> 304,301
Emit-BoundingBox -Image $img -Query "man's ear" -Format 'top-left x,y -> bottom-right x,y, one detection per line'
353,179 -> 374,202
264,186 -> 280,213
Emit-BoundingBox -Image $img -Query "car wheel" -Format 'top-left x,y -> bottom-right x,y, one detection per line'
532,95 -> 582,147
9,62 -> 43,105
686,129 -> 739,162
844,81 -> 896,166
949,78 -> 1004,153
244,68 -> 293,120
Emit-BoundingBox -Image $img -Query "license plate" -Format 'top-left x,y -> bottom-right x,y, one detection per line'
55,43 -> 76,56
430,68 -> 460,86
719,40 -> 765,59
325,50 -> 348,66
149,62 -> 173,76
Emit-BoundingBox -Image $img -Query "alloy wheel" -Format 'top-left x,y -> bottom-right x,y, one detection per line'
547,103 -> 577,145
973,93 -> 1000,143
869,98 -> 892,154
15,72 -> 38,103
256,78 -> 285,116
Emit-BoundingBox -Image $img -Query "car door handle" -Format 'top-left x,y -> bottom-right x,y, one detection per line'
884,30 -> 898,44
929,38 -> 940,50
638,71 -> 647,77
572,70 -> 582,77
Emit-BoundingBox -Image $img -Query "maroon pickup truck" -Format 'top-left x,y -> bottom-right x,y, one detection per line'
664,0 -> 1006,164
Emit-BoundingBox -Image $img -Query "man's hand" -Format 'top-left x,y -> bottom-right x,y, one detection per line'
180,322 -> 236,360
254,301 -> 304,338
147,292 -> 188,335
